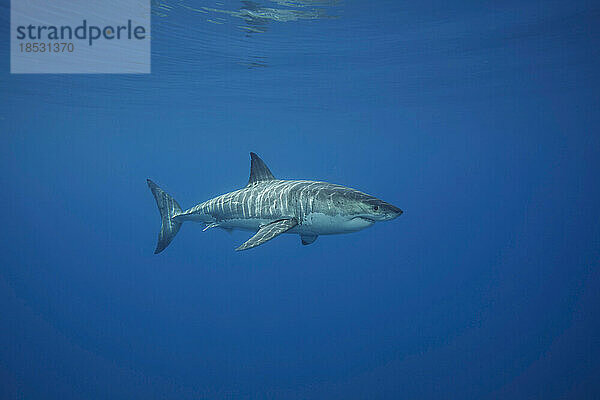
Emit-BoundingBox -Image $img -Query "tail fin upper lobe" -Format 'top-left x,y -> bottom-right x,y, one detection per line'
147,179 -> 182,254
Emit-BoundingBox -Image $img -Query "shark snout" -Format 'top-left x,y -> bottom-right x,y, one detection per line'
363,200 -> 403,221
384,203 -> 403,220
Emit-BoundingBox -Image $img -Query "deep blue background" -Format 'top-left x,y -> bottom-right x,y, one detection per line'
1,1 -> 599,398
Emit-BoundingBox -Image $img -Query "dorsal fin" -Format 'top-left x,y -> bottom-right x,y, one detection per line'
247,152 -> 275,186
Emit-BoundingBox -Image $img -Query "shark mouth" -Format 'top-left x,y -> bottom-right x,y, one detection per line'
353,216 -> 375,223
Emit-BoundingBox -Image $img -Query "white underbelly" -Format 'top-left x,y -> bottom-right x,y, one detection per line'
217,218 -> 271,232
302,212 -> 374,235
211,213 -> 374,235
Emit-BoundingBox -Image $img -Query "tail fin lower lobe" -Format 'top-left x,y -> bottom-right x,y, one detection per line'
147,179 -> 182,254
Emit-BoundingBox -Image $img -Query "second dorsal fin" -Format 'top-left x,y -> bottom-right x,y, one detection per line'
247,152 -> 275,186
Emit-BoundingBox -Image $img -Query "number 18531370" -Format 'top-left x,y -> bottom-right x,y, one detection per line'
19,42 -> 74,52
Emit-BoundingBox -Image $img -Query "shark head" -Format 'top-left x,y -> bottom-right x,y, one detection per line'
344,194 -> 403,224
357,197 -> 403,222
316,186 -> 403,232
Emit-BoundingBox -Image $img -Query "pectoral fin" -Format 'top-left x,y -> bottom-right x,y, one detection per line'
236,218 -> 298,251
300,233 -> 318,245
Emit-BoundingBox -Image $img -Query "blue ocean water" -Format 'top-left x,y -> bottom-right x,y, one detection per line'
1,0 -> 599,398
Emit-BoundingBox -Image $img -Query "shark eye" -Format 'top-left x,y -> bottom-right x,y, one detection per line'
373,205 -> 379,211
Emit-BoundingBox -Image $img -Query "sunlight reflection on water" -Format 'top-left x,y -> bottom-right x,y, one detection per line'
153,0 -> 339,34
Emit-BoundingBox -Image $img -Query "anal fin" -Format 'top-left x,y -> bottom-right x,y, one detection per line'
203,222 -> 220,232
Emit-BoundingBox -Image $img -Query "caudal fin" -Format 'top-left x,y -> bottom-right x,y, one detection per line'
147,179 -> 183,254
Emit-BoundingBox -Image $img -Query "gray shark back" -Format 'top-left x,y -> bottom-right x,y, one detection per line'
186,179 -> 379,224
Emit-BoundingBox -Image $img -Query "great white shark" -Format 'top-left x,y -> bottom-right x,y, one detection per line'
148,153 -> 402,252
